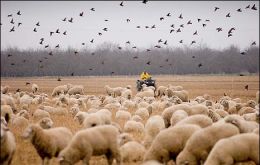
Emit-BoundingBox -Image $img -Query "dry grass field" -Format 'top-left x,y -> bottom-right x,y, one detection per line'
1,74 -> 259,165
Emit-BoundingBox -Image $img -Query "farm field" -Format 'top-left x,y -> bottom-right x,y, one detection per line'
1,74 -> 259,165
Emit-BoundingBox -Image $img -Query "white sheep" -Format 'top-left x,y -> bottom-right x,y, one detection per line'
176,122 -> 240,165
58,125 -> 121,165
74,111 -> 88,125
131,115 -> 143,122
256,90 -> 259,104
224,114 -> 259,133
124,120 -> 145,134
175,114 -> 213,128
164,89 -> 189,102
135,90 -> 154,98
115,110 -> 131,121
243,112 -> 259,123
104,85 -> 114,96
51,85 -> 69,97
120,141 -> 146,162
1,94 -> 17,113
0,124 -> 16,165
135,108 -> 150,120
170,110 -> 188,126
141,160 -> 164,165
156,86 -> 167,97
37,117 -> 54,129
204,133 -> 259,165
144,124 -> 201,164
121,89 -> 133,100
118,133 -> 134,146
143,115 -> 165,149
22,124 -> 73,165
83,110 -> 111,129
33,109 -> 51,121
1,105 -> 14,124
11,116 -> 29,128
32,83 -> 39,94
1,85 -> 10,94
67,85 -> 84,95
16,110 -> 30,120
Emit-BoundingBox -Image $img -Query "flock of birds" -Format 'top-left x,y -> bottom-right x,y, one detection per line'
2,1 -> 258,76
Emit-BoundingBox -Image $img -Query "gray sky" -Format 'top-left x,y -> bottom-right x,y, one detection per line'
1,1 -> 259,51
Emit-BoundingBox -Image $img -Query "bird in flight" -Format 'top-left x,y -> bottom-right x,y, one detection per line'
10,18 -> 15,24
193,30 -> 198,35
10,26 -> 15,32
170,29 -> 174,33
103,28 -> 108,31
245,5 -> 250,9
146,61 -> 151,65
187,20 -> 192,25
251,4 -> 257,10
91,8 -> 95,11
56,29 -> 60,34
244,85 -> 249,90
126,19 -> 130,22
63,31 -> 67,35
178,14 -> 183,19
79,12 -> 84,17
120,1 -> 124,6
36,22 -> 40,26
216,27 -> 222,32
240,51 -> 246,55
142,0 -> 148,4
68,17 -> 73,23
18,22 -> 22,27
191,40 -> 196,45
177,28 -> 181,32
33,28 -> 37,32
228,27 -> 235,34
8,14 -> 12,17
237,8 -> 242,12
90,39 -> 94,43
202,24 -> 206,27
55,44 -> 60,48
214,7 -> 220,11
198,63 -> 202,67
251,41 -> 256,46
163,40 -> 168,45
226,13 -> 231,17
197,18 -> 201,22
179,40 -> 183,43
17,11 -> 21,15
62,17 -> 66,21
160,17 -> 164,21
50,31 -> 54,36
166,13 -> 171,17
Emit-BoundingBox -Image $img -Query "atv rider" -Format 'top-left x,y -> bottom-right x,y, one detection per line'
140,71 -> 151,80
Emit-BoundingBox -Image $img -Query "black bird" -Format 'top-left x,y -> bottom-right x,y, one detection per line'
36,22 -> 40,26
158,39 -> 163,43
23,59 -> 26,63
98,32 -> 102,36
192,56 -> 195,58
79,12 -> 84,17
71,72 -> 74,76
56,29 -> 60,34
224,93 -> 227,96
179,14 -> 183,19
136,26 -> 141,28
191,40 -> 196,45
90,39 -> 94,43
198,63 -> 202,67
165,59 -> 169,62
55,44 -> 60,48
146,61 -> 151,65
170,29 -> 174,33
7,54 -> 12,57
226,13 -> 231,17
18,22 -> 22,27
142,0 -> 148,4
63,31 -> 67,35
33,28 -> 37,32
44,45 -> 49,48
237,8 -> 242,12
202,24 -> 206,27
228,27 -> 235,34
126,19 -> 130,22
17,11 -> 21,15
251,41 -> 256,46
120,1 -> 124,6
193,30 -> 198,35
74,51 -> 78,55
10,26 -> 15,32
187,20 -> 192,25
133,56 -> 138,59
205,19 -> 210,22
126,41 -> 130,44
228,33 -> 232,37
154,45 -> 161,48
10,18 -> 14,24
177,28 -> 181,32
82,43 -> 85,45
145,26 -> 149,28
160,17 -> 164,21
39,40 -> 43,45
180,24 -> 184,28
197,18 -> 201,22
245,5 -> 250,9
146,49 -> 151,52
90,8 -> 95,11
111,72 -> 115,75
91,52 -> 95,55
103,28 -> 108,31
216,27 -> 222,32
49,51 -> 53,56
8,14 -> 12,17
101,61 -> 105,64
50,31 -> 54,36
151,25 -> 156,29
214,7 -> 220,11
118,47 -> 122,50
39,60 -> 42,63
62,17 -> 66,21
251,4 -> 257,10
26,82 -> 31,85
57,77 -> 61,81
104,19 -> 109,21
166,13 -> 171,17
179,40 -> 183,43
245,85 -> 249,90
163,40 -> 167,45
170,24 -> 174,28
159,66 -> 163,68
132,46 -> 137,49
68,17 -> 73,23
11,63 -> 15,66
240,51 -> 246,55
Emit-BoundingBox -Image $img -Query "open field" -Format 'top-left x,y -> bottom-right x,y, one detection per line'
1,75 -> 259,165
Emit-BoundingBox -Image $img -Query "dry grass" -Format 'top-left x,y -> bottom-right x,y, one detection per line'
1,75 -> 259,165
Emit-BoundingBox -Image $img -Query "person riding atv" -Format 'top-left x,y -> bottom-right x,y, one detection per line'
136,71 -> 156,91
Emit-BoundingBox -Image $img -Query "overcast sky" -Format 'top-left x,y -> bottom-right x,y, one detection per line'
1,1 -> 259,51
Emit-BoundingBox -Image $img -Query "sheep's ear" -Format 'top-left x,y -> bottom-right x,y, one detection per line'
58,156 -> 64,161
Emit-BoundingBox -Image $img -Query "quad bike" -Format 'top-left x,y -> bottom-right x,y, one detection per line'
136,77 -> 156,91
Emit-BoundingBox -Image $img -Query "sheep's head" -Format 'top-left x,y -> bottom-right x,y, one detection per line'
22,124 -> 39,139
246,100 -> 257,108
176,150 -> 198,165
39,117 -> 53,129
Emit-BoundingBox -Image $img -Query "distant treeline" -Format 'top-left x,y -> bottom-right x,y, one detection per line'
1,43 -> 259,77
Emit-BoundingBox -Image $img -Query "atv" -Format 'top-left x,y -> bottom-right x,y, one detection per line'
136,77 -> 156,91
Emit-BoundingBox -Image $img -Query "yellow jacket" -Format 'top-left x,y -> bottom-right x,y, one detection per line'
140,72 -> 151,80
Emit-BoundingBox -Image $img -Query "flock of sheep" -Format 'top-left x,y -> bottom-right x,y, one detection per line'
1,82 -> 259,165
